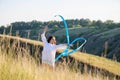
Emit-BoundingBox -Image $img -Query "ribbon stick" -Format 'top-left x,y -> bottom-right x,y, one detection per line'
55,15 -> 87,61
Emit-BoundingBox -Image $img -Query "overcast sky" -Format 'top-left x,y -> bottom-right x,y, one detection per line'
0,0 -> 120,26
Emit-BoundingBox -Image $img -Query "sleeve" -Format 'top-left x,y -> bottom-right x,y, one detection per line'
55,44 -> 67,50
41,32 -> 47,43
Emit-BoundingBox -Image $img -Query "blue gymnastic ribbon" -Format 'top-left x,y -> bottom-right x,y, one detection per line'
55,15 -> 87,61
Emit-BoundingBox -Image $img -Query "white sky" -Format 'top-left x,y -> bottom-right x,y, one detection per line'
0,0 -> 120,26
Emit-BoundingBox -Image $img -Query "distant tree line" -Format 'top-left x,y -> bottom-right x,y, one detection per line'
0,19 -> 120,34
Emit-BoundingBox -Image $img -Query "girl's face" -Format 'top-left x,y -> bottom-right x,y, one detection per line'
50,37 -> 56,44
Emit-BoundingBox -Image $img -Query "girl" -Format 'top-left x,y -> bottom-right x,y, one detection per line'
41,26 -> 67,69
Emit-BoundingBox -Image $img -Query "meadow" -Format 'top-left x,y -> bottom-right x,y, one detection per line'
0,35 -> 118,80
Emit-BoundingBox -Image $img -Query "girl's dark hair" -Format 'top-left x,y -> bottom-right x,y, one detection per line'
47,36 -> 55,43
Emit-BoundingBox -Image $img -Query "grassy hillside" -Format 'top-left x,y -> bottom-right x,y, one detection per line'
0,20 -> 120,62
51,27 -> 120,62
0,51 -> 114,80
0,36 -> 116,80
0,34 -> 120,78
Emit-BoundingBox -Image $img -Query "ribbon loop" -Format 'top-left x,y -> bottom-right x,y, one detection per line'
55,15 -> 87,61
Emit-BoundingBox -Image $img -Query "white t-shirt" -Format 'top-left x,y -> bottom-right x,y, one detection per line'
41,33 -> 67,67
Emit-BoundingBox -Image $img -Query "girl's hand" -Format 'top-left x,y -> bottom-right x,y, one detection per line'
70,44 -> 74,47
44,26 -> 48,32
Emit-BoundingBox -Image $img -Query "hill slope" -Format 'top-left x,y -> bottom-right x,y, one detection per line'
52,27 -> 120,61
0,34 -> 120,77
0,20 -> 120,61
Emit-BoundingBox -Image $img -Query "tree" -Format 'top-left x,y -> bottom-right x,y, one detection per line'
79,18 -> 91,27
104,20 -> 114,25
0,26 -> 5,34
94,20 -> 104,28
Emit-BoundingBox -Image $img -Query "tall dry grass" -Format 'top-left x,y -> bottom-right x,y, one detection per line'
0,36 -> 116,80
